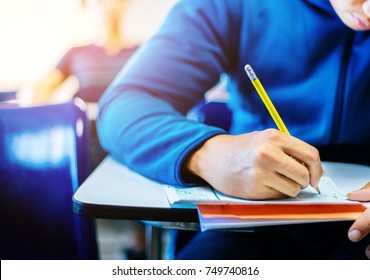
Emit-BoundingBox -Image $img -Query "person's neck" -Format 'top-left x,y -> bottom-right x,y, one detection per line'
97,26 -> 128,55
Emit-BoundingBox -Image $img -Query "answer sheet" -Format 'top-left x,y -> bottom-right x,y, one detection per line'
165,176 -> 349,205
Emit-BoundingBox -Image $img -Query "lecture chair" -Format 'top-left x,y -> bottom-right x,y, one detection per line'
0,98 -> 98,259
0,91 -> 16,102
187,100 -> 232,132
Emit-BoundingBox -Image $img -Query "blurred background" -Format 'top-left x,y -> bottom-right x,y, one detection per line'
0,0 -> 177,92
0,0 -> 178,260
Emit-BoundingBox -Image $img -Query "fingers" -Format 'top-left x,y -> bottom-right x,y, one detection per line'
250,129 -> 322,196
278,132 -> 324,188
363,1 -> 370,18
348,207 -> 370,243
347,182 -> 370,259
274,154 -> 310,190
227,165 -> 299,200
265,172 -> 303,197
347,182 -> 370,202
240,181 -> 288,200
191,130 -> 323,201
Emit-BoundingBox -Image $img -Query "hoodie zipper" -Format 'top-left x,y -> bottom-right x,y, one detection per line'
330,31 -> 354,144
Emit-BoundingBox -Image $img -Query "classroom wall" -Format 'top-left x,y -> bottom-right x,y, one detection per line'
0,0 -> 178,91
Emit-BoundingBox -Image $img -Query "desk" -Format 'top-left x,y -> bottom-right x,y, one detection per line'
73,156 -> 198,222
73,156 -> 199,259
73,157 -> 370,258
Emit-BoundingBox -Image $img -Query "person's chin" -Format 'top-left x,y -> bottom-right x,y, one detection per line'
347,13 -> 370,31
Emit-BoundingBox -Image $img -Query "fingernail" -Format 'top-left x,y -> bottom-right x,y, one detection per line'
348,229 -> 362,242
346,190 -> 359,198
366,246 -> 370,259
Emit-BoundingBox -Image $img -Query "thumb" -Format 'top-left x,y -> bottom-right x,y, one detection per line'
347,182 -> 370,202
348,207 -> 370,242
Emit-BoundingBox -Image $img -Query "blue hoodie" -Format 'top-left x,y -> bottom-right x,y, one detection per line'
98,0 -> 370,186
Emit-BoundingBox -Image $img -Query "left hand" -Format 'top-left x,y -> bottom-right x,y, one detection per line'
347,182 -> 370,259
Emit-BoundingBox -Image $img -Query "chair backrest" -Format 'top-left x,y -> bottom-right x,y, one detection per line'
0,91 -> 16,102
187,100 -> 232,131
0,98 -> 98,259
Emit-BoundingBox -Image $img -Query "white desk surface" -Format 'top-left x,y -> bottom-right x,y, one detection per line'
73,156 -> 198,222
73,156 -> 370,222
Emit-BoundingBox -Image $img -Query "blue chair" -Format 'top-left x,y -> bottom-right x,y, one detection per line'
0,91 -> 16,102
187,100 -> 232,131
0,98 -> 98,259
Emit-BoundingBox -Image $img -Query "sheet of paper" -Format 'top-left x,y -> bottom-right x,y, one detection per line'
164,161 -> 370,231
165,176 -> 349,205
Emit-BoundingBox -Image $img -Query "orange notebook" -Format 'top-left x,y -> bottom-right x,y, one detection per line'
197,203 -> 367,231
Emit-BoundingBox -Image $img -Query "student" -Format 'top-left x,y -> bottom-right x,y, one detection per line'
22,0 -> 145,259
16,0 -> 138,171
23,0 -> 138,170
17,0 -> 136,171
98,0 -> 370,259
29,0 -> 137,104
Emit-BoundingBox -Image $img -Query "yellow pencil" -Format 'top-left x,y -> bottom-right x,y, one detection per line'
244,64 -> 321,194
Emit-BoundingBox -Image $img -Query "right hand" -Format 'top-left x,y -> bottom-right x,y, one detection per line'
186,129 -> 323,200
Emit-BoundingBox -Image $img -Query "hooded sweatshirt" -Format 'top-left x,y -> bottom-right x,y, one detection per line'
98,0 -> 370,186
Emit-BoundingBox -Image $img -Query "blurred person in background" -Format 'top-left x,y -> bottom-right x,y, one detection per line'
18,0 -> 145,259
23,0 -> 138,171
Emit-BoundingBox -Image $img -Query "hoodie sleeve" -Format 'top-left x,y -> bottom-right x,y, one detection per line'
97,0 -> 241,186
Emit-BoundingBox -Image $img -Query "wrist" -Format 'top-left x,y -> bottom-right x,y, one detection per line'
185,134 -> 227,179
